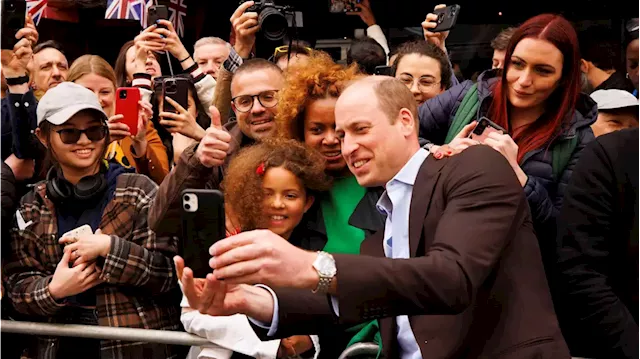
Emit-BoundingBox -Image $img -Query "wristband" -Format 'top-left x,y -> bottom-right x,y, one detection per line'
5,75 -> 29,86
179,55 -> 191,63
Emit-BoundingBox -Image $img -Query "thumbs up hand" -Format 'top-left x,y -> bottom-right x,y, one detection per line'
196,105 -> 232,168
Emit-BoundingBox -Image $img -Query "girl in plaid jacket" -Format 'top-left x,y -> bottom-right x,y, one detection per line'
3,82 -> 183,359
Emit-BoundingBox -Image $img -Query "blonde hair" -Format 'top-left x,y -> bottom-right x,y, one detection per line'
67,55 -> 117,89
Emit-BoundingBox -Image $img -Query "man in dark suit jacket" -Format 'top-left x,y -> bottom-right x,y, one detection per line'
554,128 -> 639,359
178,76 -> 570,358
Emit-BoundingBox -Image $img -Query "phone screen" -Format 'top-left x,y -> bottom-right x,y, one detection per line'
329,0 -> 361,13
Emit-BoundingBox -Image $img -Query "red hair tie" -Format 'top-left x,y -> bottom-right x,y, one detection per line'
256,163 -> 266,176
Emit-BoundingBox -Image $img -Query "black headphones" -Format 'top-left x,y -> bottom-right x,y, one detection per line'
46,163 -> 108,204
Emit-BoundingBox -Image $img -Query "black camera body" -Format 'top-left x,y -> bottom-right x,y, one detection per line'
242,0 -> 292,41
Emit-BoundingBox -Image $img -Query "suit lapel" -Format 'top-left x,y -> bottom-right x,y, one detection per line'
409,156 -> 446,257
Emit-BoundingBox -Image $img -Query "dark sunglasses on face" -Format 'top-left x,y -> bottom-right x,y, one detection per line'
55,125 -> 108,145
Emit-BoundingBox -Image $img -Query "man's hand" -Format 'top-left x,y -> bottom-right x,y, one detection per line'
175,256 -> 275,322
422,4 -> 449,54
231,1 -> 260,58
4,154 -> 35,181
1,38 -> 33,78
346,0 -> 376,27
278,336 -> 314,358
195,105 -> 231,168
209,230 -> 319,290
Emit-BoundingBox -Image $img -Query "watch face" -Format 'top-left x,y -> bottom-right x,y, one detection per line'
315,254 -> 336,276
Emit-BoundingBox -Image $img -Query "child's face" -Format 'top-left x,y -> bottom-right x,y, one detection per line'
261,166 -> 313,240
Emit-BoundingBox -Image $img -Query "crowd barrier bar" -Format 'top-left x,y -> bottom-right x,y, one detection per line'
2,320 -> 380,358
337,342 -> 379,359
0,320 -> 210,346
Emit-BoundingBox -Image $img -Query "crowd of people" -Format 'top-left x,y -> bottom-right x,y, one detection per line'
0,1 -> 638,359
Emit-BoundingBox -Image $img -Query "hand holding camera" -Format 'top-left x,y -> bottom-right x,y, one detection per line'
422,4 -> 460,54
231,1 -> 260,58
152,19 -> 191,65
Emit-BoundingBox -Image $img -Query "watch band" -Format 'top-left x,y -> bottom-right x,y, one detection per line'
5,75 -> 29,86
312,274 -> 333,294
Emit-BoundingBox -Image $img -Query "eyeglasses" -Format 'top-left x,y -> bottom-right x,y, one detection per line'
398,76 -> 441,90
272,45 -> 312,61
55,125 -> 108,145
231,90 -> 280,113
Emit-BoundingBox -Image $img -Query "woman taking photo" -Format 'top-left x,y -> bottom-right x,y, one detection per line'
67,54 -> 170,184
3,83 -> 182,359
420,13 -> 596,267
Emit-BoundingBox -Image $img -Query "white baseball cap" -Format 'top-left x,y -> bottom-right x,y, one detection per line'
591,89 -> 639,111
37,82 -> 108,126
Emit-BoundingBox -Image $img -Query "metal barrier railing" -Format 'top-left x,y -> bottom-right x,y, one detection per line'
0,320 -> 210,346
337,342 -> 379,359
2,320 -> 381,358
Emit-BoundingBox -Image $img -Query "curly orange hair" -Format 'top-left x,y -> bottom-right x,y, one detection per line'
222,138 -> 332,231
276,51 -> 362,141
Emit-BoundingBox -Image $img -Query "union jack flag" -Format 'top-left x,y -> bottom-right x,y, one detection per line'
26,0 -> 48,26
168,0 -> 187,38
105,0 -> 154,28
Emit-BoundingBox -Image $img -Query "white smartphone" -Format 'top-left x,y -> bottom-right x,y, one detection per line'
61,224 -> 93,244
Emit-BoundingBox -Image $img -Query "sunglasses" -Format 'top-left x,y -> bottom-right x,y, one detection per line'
271,45 -> 312,61
55,125 -> 108,145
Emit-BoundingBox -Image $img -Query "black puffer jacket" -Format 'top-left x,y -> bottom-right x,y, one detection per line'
418,70 -> 597,266
1,162 -> 18,258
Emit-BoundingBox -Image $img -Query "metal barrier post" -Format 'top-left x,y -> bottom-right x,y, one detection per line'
1,320 -> 211,347
337,342 -> 379,359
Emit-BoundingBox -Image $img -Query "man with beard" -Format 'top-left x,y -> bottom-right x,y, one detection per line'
149,59 -> 284,235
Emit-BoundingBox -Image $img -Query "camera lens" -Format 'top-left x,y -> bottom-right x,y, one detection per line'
119,90 -> 127,99
437,12 -> 445,23
184,195 -> 190,202
259,6 -> 288,41
184,203 -> 191,210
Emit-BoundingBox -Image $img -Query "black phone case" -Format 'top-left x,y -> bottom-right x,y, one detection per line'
162,78 -> 189,114
374,65 -> 393,76
1,0 -> 26,50
432,4 -> 460,33
181,189 -> 225,278
147,5 -> 168,28
473,117 -> 506,135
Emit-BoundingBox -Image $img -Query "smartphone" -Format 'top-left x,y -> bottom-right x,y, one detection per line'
329,0 -> 361,13
432,4 -> 460,33
374,65 -> 393,76
115,87 -> 141,136
1,0 -> 26,50
162,77 -> 189,114
147,5 -> 168,28
61,224 -> 93,243
469,117 -> 506,143
181,190 -> 226,278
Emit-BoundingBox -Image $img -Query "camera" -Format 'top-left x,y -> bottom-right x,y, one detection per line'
119,90 -> 128,99
242,0 -> 292,41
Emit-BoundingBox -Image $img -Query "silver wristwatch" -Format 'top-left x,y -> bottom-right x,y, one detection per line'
312,251 -> 336,294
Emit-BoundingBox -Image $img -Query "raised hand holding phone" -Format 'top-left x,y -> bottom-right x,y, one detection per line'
422,4 -> 459,54
115,87 -> 141,137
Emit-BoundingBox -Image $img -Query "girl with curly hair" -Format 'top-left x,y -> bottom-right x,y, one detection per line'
275,52 -> 384,256
179,138 -> 332,359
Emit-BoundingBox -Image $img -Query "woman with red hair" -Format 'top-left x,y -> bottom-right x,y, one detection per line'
418,13 -> 596,267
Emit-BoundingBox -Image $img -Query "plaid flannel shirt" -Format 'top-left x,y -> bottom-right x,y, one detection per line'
3,173 -> 182,359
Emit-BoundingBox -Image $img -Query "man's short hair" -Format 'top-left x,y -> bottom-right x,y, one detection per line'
392,40 -> 452,90
233,58 -> 283,86
33,40 -> 65,56
490,27 -> 516,51
372,77 -> 418,127
194,37 -> 229,51
579,26 -> 622,71
347,37 -> 386,75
